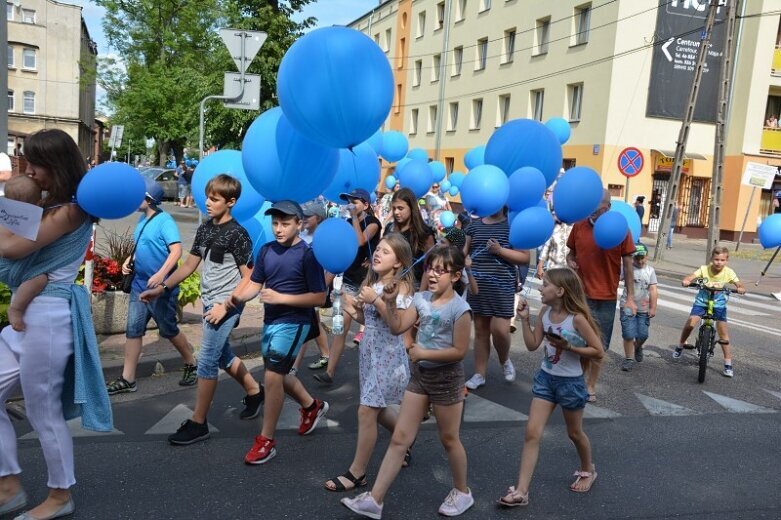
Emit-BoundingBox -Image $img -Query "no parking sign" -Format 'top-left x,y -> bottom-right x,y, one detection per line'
618,147 -> 644,177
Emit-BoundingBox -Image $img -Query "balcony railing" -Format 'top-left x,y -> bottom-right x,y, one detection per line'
774,46 -> 781,75
760,127 -> 781,155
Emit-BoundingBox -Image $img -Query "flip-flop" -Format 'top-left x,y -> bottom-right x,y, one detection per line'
498,486 -> 529,507
570,469 -> 598,493
586,394 -> 597,403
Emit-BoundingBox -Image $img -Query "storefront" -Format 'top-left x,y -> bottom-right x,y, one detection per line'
648,150 -> 708,237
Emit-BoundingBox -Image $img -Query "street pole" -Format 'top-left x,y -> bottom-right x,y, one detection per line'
624,178 -> 631,203
706,0 -> 737,261
433,0 -> 452,161
0,7 -> 7,148
735,186 -> 755,251
653,1 -> 718,262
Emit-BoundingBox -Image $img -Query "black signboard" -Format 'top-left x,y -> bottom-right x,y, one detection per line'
646,0 -> 728,123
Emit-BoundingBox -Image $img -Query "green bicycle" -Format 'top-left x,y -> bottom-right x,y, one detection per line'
689,278 -> 736,383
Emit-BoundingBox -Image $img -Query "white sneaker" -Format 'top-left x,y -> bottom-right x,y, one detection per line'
438,488 -> 474,517
341,492 -> 383,519
465,373 -> 485,390
723,365 -> 734,378
503,359 -> 516,382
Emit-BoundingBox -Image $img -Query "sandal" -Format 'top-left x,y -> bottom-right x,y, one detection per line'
498,486 -> 528,507
324,470 -> 367,492
570,467 -> 598,493
402,448 -> 412,468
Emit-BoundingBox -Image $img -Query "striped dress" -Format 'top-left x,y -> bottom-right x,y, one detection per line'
466,217 -> 517,318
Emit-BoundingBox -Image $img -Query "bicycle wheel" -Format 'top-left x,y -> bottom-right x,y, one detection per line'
697,326 -> 713,383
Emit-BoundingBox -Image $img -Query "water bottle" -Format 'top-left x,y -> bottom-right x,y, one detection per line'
331,275 -> 344,335
561,329 -> 587,348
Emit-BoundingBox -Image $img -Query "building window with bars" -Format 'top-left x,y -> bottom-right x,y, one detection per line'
497,94 -> 511,127
502,29 -> 516,64
568,83 -> 583,122
452,46 -> 463,76
535,18 -> 550,55
475,38 -> 488,71
531,89 -> 544,121
471,98 -> 483,130
448,102 -> 459,131
573,4 -> 591,46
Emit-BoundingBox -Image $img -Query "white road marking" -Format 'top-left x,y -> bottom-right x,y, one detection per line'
635,393 -> 698,416
703,392 -> 777,414
463,394 -> 527,422
144,404 -> 219,435
20,418 -> 124,440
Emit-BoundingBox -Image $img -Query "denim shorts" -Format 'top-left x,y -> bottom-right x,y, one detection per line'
587,298 -> 617,351
532,369 -> 589,410
178,184 -> 190,199
691,305 -> 727,322
261,323 -> 311,375
620,312 -> 650,341
126,288 -> 180,339
197,305 -> 242,380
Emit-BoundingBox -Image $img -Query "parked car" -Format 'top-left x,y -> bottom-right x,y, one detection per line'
139,167 -> 178,201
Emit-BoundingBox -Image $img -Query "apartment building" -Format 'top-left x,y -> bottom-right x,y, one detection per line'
6,0 -> 98,159
350,0 -> 781,240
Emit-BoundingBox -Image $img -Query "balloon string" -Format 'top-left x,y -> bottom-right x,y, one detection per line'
395,243 -> 439,281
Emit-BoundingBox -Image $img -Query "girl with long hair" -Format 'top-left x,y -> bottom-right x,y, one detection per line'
384,187 -> 435,288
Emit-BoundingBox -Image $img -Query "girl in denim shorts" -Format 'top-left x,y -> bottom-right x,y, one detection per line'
499,268 -> 605,508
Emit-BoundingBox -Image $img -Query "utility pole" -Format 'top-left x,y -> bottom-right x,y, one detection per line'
1,7 -> 8,148
654,1 -> 718,262
706,0 -> 737,261
433,0 -> 452,161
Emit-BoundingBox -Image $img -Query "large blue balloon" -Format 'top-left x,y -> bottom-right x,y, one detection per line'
394,157 -> 412,174
77,162 -> 145,219
510,207 -> 555,249
464,145 -> 486,170
322,143 -> 381,202
593,211 -> 630,249
366,129 -> 384,154
407,148 -> 429,162
449,171 -> 465,188
759,214 -> 781,248
192,150 -> 265,222
240,203 -> 274,259
610,200 -> 642,243
243,107 -> 339,203
507,167 -> 547,212
381,131 -> 408,162
312,218 -> 360,274
545,117 -> 572,145
397,159 -> 433,198
277,27 -> 394,148
551,167 -> 604,224
440,179 -> 452,192
439,211 -> 456,228
430,161 -> 447,183
460,165 -> 510,217
385,175 -> 397,190
485,118 -> 563,186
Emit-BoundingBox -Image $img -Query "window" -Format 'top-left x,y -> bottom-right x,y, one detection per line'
22,48 -> 36,70
502,29 -> 516,64
497,94 -> 511,126
7,90 -> 13,112
436,2 -> 445,29
470,98 -> 483,130
7,46 -> 13,68
535,18 -> 550,55
374,33 -> 380,45
395,84 -> 402,114
447,102 -> 459,131
452,46 -> 463,76
479,0 -> 491,12
475,38 -> 488,71
410,109 -> 419,135
6,138 -> 13,156
384,29 -> 392,52
21,8 -> 34,24
445,157 -> 455,173
413,59 -> 423,86
398,37 -> 406,68
574,4 -> 591,45
417,11 -> 426,38
428,105 -> 438,134
23,91 -> 35,114
531,89 -> 544,121
432,54 -> 441,82
6,3 -> 12,21
608,184 -> 624,198
455,0 -> 466,22
568,83 -> 583,122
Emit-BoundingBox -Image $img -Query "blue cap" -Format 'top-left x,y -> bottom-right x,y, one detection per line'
339,188 -> 371,204
144,178 -> 165,206
264,200 -> 304,219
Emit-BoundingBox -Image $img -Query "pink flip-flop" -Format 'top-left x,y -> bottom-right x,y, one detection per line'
570,468 -> 598,493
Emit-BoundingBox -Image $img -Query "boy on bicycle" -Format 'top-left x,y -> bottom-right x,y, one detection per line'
674,246 -> 746,377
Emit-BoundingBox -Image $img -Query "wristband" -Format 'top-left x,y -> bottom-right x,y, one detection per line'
161,282 -> 170,293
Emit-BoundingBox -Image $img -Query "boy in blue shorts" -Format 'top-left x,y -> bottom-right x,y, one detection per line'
619,243 -> 658,372
675,246 -> 746,377
140,174 -> 264,445
228,200 -> 329,465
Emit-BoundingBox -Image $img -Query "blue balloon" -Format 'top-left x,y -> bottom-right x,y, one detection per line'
385,175 -> 398,190
277,27 -> 394,148
508,167 -> 547,212
485,118 -> 563,186
240,209 -> 273,259
312,218 -> 360,274
759,214 -> 781,248
440,180 -> 452,192
610,200 -> 642,243
366,129 -> 384,154
381,131 -> 409,162
460,164 -> 510,217
77,163 -> 145,219
192,150 -> 265,222
439,210 -> 456,228
407,147 -> 429,162
371,193 -> 377,204
322,143 -> 381,202
510,207 -> 555,249
394,157 -> 412,174
464,145 -> 486,170
430,161 -> 447,183
593,211 -> 630,249
243,107 -> 339,203
449,186 -> 460,197
545,117 -> 572,145
537,198 -> 549,210
551,167 -> 604,224
397,159 -> 433,198
449,171 -> 465,188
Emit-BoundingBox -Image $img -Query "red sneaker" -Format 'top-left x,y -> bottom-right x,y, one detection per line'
244,435 -> 276,465
299,399 -> 329,436
353,331 -> 364,345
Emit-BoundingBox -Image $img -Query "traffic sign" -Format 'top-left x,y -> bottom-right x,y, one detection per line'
223,73 -> 261,111
219,29 -> 267,73
618,147 -> 644,178
108,125 -> 124,149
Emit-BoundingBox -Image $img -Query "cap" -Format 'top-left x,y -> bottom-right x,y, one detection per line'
443,227 -> 466,250
634,243 -> 648,256
339,188 -> 371,204
264,200 -> 304,219
301,201 -> 326,219
144,178 -> 165,206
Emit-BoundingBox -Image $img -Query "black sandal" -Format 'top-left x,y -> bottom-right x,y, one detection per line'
324,470 -> 367,492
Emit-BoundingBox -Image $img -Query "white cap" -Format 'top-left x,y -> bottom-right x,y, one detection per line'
0,153 -> 11,172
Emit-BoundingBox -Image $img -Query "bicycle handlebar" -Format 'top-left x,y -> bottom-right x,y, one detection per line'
686,278 -> 738,294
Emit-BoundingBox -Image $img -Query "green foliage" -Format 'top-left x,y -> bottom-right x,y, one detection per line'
177,270 -> 200,316
0,282 -> 10,326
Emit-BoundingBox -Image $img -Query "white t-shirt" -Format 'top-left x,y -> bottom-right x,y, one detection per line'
540,308 -> 583,377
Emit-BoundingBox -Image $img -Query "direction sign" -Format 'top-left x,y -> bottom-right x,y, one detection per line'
219,29 -> 267,72
223,73 -> 261,111
618,147 -> 644,178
